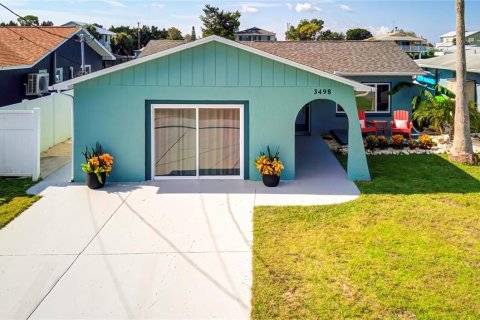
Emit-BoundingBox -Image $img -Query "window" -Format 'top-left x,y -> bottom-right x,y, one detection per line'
38,69 -> 47,74
84,65 -> 92,74
70,66 -> 74,79
55,67 -> 63,83
337,83 -> 391,114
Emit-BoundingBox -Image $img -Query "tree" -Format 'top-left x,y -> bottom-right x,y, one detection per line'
17,15 -> 39,26
449,0 -> 478,164
346,28 -> 372,40
85,24 -> 101,40
166,27 -> 184,40
285,19 -> 324,41
0,20 -> 18,26
40,21 -> 53,26
318,30 -> 345,40
200,4 -> 241,40
395,28 -> 417,37
111,32 -> 134,56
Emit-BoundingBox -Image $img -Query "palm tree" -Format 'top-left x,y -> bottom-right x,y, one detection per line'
449,0 -> 478,164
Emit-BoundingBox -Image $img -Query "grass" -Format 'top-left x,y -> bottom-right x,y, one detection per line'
252,154 -> 480,319
0,178 -> 40,230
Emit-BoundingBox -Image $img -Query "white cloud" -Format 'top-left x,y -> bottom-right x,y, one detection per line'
339,4 -> 353,12
103,0 -> 126,7
363,26 -> 390,35
295,2 -> 322,13
241,5 -> 259,13
286,3 -> 293,10
151,2 -> 165,9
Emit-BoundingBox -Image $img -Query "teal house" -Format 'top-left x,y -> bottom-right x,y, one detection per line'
54,36 -> 422,183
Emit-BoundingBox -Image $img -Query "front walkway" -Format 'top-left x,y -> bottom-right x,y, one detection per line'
0,136 -> 359,319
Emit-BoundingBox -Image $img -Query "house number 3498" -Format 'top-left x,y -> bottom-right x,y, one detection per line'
313,89 -> 332,95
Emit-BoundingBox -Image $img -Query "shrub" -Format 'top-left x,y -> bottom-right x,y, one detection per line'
377,135 -> 389,148
364,135 -> 378,150
390,134 -> 406,147
418,134 -> 434,149
408,138 -> 418,149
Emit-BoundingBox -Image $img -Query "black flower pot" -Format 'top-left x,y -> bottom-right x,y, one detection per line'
262,174 -> 280,187
86,172 -> 106,189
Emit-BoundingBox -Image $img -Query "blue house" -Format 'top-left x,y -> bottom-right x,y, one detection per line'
52,36 -> 422,183
0,26 -> 115,107
417,50 -> 480,109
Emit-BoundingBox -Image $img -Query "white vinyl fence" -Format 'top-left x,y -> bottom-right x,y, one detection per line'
3,91 -> 73,152
0,109 -> 40,180
0,91 -> 73,180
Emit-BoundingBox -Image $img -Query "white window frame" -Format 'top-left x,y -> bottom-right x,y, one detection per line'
55,67 -> 63,83
84,65 -> 92,74
70,66 -> 74,79
38,69 -> 47,74
336,82 -> 391,114
151,104 -> 244,180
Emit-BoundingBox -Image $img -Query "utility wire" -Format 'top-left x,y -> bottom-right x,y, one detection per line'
3,26 -> 85,68
0,2 -> 97,43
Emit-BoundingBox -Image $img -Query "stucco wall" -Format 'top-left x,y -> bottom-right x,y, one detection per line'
73,42 -> 371,182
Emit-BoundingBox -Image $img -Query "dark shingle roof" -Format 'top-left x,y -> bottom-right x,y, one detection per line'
140,39 -> 423,74
244,41 -> 423,74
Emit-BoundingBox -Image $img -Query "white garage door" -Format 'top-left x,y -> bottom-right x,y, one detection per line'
151,104 -> 244,179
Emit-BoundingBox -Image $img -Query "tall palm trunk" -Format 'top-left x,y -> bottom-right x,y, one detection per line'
449,0 -> 478,164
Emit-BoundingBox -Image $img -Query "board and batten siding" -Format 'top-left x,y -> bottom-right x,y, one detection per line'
93,42 -> 334,88
73,41 -> 369,182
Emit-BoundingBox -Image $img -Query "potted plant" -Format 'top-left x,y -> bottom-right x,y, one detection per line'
255,146 -> 284,187
81,143 -> 114,189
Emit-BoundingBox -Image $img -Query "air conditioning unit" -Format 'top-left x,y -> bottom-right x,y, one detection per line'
26,73 -> 49,96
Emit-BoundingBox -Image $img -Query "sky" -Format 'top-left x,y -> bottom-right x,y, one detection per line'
1,0 -> 480,43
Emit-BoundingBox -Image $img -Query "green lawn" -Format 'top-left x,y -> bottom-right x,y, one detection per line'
253,154 -> 480,319
0,178 -> 40,229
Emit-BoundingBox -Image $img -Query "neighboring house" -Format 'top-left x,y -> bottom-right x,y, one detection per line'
63,21 -> 116,52
439,30 -> 480,46
234,27 -> 276,42
0,26 -> 115,107
367,31 -> 430,59
416,50 -> 480,109
436,31 -> 480,55
52,36 -> 422,183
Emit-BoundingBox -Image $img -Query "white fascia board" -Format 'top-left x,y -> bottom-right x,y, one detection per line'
0,64 -> 32,70
79,29 -> 116,61
51,35 -> 372,92
334,71 -> 424,76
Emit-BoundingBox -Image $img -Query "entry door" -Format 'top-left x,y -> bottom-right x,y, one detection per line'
152,104 -> 243,179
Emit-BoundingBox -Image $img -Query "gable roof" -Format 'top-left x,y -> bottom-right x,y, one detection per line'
140,39 -> 423,76
62,21 -> 116,36
416,50 -> 480,74
0,26 -> 115,70
240,41 -> 423,75
440,31 -> 479,38
234,27 -> 276,36
367,32 -> 427,42
139,40 -> 190,58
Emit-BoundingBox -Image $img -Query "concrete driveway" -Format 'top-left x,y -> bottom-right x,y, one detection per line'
0,137 -> 359,319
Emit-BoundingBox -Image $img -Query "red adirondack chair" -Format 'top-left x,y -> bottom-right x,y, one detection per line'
358,110 -> 376,135
390,110 -> 413,138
